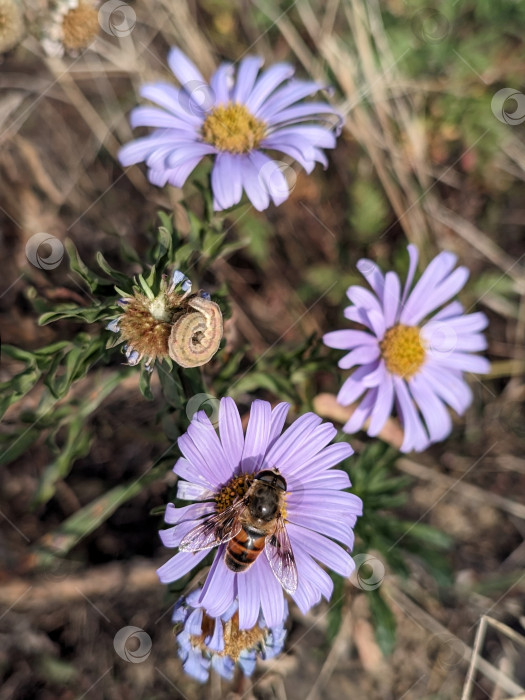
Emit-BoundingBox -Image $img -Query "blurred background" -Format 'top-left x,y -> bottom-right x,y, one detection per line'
1,0 -> 524,698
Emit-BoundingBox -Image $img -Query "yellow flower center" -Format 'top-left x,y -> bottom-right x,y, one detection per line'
215,473 -> 253,512
191,611 -> 267,661
380,324 -> 426,379
201,103 -> 267,153
62,3 -> 100,50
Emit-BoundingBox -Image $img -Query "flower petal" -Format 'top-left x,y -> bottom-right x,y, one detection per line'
241,399 -> 272,473
219,397 -> 244,471
157,550 -> 208,584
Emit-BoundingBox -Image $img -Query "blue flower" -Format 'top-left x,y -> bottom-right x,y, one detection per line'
172,587 -> 288,683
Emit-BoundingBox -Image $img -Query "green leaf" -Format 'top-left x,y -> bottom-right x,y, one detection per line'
368,589 -> 396,656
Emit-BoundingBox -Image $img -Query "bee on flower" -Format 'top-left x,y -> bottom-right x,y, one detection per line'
106,269 -> 223,370
157,398 -> 362,627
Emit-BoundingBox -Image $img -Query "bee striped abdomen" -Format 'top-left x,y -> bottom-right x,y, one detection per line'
225,525 -> 265,573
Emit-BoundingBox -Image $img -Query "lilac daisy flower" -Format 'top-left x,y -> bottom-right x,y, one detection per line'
119,48 -> 342,211
323,245 -> 490,452
157,398 -> 362,628
172,587 -> 288,682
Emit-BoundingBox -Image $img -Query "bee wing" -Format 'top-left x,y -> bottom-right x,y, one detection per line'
179,500 -> 244,552
265,517 -> 298,594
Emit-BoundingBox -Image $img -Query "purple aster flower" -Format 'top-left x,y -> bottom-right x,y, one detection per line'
119,48 -> 342,211
157,398 -> 362,628
323,245 -> 490,452
172,587 -> 288,682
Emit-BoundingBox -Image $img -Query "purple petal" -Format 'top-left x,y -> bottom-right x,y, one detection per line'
430,351 -> 490,374
343,389 -> 377,433
273,421 -> 335,475
324,329 -> 377,350
367,372 -> 394,436
118,134 -> 178,166
199,547 -> 236,615
233,56 -> 264,103
259,136 -> 316,173
241,399 -> 272,473
407,267 -> 469,326
168,48 -> 206,87
383,271 -> 401,327
338,344 -> 380,370
211,152 -> 244,210
428,300 -> 464,322
400,244 -> 419,307
357,258 -> 385,301
346,285 -> 383,315
210,62 -> 234,103
140,83 -> 204,125
258,557 -> 285,627
252,152 -> 290,206
166,142 -> 216,168
337,362 -> 378,405
408,374 -> 452,443
287,523 -> 355,577
186,412 -> 230,482
164,502 -> 214,524
176,480 -> 214,501
237,567 -> 260,629
420,364 -> 472,414
400,251 -> 458,324
393,376 -> 429,452
157,550 -> 208,583
266,102 -> 341,128
286,509 -> 356,549
258,81 -> 325,120
130,106 -> 197,131
245,64 -> 295,114
174,456 -> 215,489
163,155 -> 205,188
292,541 -> 334,606
267,402 -> 290,451
238,154 -> 270,211
265,412 -> 321,468
218,397 -> 244,471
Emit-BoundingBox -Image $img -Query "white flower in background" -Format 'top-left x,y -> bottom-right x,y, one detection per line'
41,0 -> 99,57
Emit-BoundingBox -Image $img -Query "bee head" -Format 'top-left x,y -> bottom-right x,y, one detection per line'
255,469 -> 287,491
